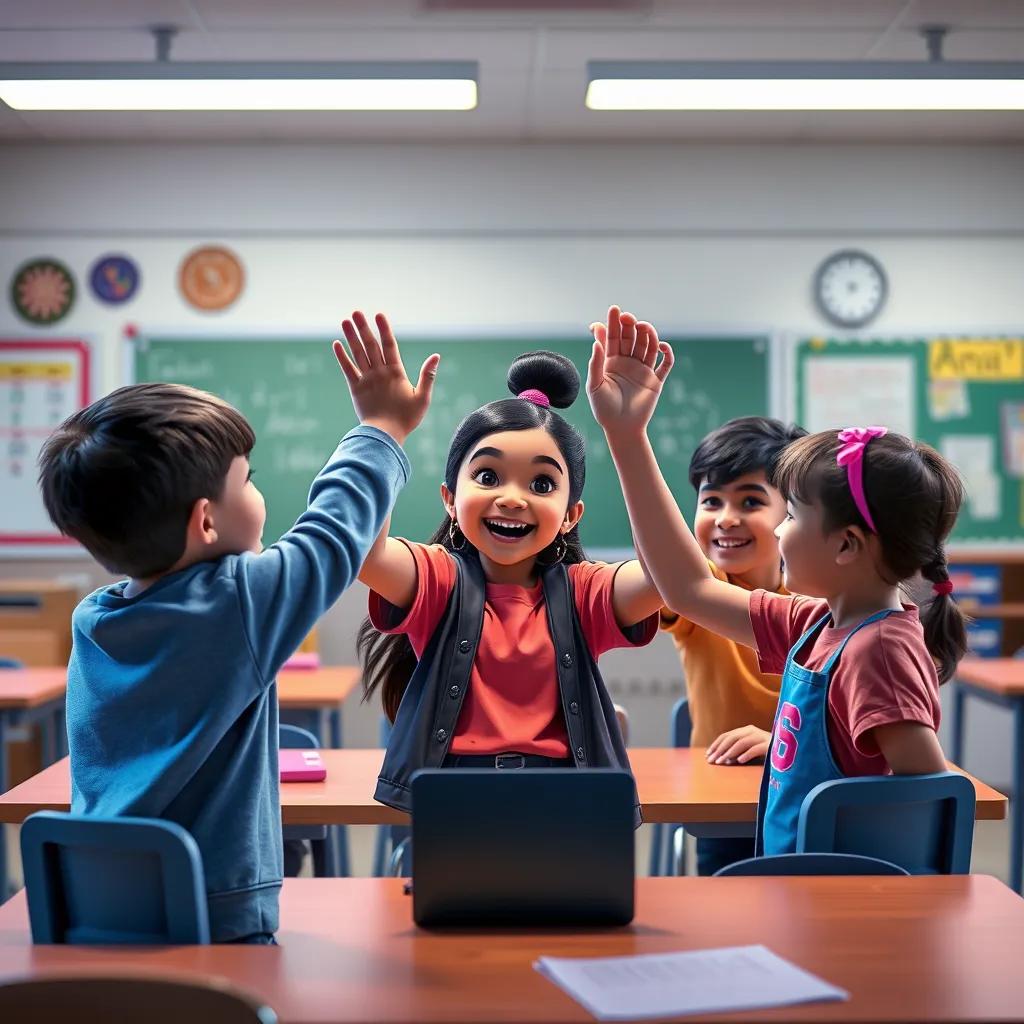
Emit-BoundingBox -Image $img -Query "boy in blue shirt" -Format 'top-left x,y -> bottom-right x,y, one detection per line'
38,312 -> 438,943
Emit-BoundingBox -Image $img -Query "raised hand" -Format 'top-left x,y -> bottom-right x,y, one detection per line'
586,305 -> 673,438
333,311 -> 439,445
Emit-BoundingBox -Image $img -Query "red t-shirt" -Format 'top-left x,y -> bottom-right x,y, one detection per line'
368,541 -> 658,757
749,590 -> 941,776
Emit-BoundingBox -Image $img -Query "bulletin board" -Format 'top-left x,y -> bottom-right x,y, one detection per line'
0,339 -> 91,549
795,336 -> 1024,544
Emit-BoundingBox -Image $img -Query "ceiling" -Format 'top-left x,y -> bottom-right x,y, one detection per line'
2,0 -> 1024,142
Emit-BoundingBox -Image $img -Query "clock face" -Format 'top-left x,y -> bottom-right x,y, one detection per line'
814,250 -> 887,328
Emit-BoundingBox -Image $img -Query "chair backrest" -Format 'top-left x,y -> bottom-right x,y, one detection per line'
20,811 -> 210,944
0,656 -> 23,669
797,771 -> 976,874
671,696 -> 692,747
279,723 -> 319,750
714,852 -> 909,877
0,976 -> 277,1023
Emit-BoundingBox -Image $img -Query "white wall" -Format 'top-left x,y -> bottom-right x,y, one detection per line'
1,142 -> 1022,781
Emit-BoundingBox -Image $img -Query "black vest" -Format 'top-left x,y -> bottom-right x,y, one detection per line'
374,549 -> 642,828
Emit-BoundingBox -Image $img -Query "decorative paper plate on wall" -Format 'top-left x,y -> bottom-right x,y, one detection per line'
89,254 -> 140,305
178,245 -> 245,312
10,258 -> 76,325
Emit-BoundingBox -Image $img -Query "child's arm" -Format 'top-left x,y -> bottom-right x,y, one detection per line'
358,516 -> 418,611
236,312 -> 438,680
609,558 -> 665,628
587,306 -> 756,648
871,722 -> 948,774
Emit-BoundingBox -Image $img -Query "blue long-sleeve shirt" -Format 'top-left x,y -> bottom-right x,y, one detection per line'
67,425 -> 409,941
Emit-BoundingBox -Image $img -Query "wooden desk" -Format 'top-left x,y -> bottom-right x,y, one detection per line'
0,668 -> 69,898
1,875 -> 1023,1021
277,665 -> 361,748
0,747 -> 1007,827
951,657 -> 1024,893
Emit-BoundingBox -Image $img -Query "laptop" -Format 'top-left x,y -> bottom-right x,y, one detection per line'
410,768 -> 635,927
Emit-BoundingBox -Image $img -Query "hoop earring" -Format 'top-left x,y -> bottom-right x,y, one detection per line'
448,519 -> 467,551
539,536 -> 567,566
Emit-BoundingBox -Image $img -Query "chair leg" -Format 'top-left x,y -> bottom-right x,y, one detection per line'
372,826 -> 389,877
389,837 -> 411,877
334,826 -> 350,877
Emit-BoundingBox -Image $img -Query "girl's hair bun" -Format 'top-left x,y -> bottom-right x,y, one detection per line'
506,350 -> 579,410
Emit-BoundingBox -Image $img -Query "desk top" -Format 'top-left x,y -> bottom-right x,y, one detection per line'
0,666 -> 360,711
957,658 -> 1024,696
0,668 -> 66,711
0,748 -> 1007,826
0,875 -> 1022,1022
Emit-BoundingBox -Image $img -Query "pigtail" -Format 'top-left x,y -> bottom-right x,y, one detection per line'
915,446 -> 969,685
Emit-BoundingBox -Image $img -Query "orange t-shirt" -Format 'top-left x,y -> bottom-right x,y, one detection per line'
368,541 -> 658,757
660,561 -> 786,747
750,590 -> 941,776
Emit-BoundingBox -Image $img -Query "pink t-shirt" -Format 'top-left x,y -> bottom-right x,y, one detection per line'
749,590 -> 941,776
369,541 -> 658,757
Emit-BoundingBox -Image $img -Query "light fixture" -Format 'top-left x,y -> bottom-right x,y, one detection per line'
585,60 -> 1024,111
0,61 -> 478,111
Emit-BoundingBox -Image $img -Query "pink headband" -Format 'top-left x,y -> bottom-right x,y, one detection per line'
518,389 -> 550,408
836,426 -> 888,534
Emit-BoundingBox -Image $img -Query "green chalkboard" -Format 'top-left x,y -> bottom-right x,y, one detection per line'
135,334 -> 769,552
796,337 -> 1023,544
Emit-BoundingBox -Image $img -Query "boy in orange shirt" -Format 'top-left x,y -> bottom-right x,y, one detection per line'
661,416 -> 806,875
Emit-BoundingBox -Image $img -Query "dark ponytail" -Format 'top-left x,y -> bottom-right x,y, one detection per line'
358,350 -> 588,721
774,432 -> 969,684
915,451 -> 969,685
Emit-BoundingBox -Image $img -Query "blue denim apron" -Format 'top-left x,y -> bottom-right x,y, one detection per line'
756,608 -> 896,856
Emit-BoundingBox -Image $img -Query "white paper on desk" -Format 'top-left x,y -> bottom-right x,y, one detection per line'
534,944 -> 848,1021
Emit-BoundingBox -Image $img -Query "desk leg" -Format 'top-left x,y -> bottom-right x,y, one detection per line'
1012,702 -> 1023,894
950,682 -> 966,767
330,706 -> 342,750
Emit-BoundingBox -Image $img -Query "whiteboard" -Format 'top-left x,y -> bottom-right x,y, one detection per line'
0,339 -> 91,550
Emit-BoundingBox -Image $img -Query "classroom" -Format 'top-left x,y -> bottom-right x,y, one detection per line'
1,2 -> 1023,1021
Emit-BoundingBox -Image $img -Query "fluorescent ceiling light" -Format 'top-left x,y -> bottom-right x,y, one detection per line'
0,61 -> 478,111
586,61 -> 1024,111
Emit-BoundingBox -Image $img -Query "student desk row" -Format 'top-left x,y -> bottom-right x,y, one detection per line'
1,875 -> 1023,1021
0,666 -> 361,895
0,747 -> 1007,828
950,657 -> 1024,894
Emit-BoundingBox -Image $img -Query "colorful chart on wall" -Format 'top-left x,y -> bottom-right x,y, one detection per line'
795,336 -> 1024,543
10,258 -> 76,325
178,245 -> 245,311
89,254 -> 140,305
0,339 -> 91,548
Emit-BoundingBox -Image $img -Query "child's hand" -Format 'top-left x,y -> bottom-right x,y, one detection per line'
705,725 -> 771,765
333,311 -> 440,446
586,305 -> 673,438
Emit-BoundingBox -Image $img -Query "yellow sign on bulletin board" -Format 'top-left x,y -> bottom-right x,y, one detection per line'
929,339 -> 1024,381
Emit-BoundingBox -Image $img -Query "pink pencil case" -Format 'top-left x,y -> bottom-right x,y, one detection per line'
279,749 -> 327,782
281,651 -> 321,670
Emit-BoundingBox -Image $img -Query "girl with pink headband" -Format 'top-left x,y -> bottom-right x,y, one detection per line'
348,311 -> 664,822
588,305 -> 968,858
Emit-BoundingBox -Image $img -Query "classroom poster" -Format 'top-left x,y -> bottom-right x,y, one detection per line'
0,339 -> 90,547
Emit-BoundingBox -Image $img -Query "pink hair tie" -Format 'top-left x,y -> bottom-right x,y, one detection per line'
933,580 -> 954,596
518,388 -> 550,408
836,426 -> 888,534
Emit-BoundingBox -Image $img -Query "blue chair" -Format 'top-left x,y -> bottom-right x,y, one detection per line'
0,656 -> 24,897
372,715 -> 411,876
20,811 -> 210,944
797,771 -> 976,874
280,723 -> 348,877
649,696 -> 691,876
714,851 -> 909,877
